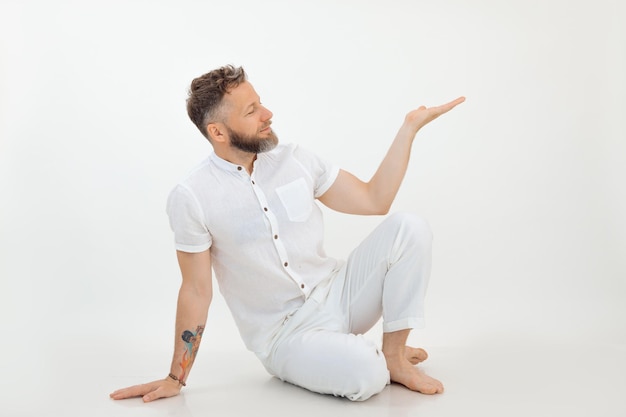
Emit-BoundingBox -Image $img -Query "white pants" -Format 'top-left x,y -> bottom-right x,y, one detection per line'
259,212 -> 433,401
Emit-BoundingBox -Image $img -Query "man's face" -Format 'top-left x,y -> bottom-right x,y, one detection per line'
221,81 -> 278,154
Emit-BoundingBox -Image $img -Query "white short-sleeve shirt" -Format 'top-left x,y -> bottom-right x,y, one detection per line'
166,143 -> 341,353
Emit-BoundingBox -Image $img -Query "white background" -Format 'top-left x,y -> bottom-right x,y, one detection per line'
1,0 -> 625,415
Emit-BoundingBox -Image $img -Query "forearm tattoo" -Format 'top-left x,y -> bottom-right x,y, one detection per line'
178,325 -> 205,381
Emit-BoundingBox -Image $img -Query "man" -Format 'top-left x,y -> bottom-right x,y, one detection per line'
110,65 -> 464,402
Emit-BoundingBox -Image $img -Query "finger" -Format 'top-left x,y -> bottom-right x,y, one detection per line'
110,388 -> 142,400
143,385 -> 179,403
428,96 -> 465,118
142,386 -> 164,403
438,96 -> 465,110
440,96 -> 466,111
450,96 -> 466,106
109,383 -> 154,400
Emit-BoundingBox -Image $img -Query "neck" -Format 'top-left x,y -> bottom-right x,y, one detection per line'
215,147 -> 257,174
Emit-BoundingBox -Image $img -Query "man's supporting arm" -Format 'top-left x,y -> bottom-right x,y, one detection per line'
318,96 -> 465,215
110,249 -> 213,402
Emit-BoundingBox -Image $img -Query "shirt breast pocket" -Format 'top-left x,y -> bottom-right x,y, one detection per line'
275,177 -> 313,222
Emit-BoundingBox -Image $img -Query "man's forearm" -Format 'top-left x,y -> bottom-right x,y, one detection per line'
316,124 -> 419,216
367,124 -> 416,213
169,285 -> 212,384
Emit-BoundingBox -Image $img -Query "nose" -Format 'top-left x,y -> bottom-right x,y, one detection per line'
261,105 -> 273,121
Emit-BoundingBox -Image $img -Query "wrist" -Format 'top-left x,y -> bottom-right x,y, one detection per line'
167,373 -> 186,387
397,123 -> 420,143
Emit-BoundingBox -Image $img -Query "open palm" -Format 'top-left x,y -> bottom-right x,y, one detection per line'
405,96 -> 465,132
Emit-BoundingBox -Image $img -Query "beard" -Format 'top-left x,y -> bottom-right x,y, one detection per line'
226,125 -> 279,154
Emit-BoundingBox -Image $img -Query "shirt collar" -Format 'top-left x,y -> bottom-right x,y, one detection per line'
208,145 -> 282,173
209,151 -> 247,173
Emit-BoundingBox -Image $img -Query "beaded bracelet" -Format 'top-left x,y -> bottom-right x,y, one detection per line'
168,373 -> 187,387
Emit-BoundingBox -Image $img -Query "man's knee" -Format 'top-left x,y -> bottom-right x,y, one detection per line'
340,344 -> 390,401
388,212 -> 432,238
385,212 -> 433,257
275,333 -> 390,401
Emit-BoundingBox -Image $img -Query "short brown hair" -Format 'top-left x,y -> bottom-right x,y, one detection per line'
186,65 -> 247,139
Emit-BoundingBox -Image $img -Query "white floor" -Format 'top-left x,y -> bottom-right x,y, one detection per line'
3,335 -> 625,417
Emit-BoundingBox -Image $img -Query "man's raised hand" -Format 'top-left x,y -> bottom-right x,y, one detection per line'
404,96 -> 465,134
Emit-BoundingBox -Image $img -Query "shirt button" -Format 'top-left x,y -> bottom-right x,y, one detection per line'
237,166 -> 242,171
300,284 -> 305,289
274,235 -> 278,239
251,180 -> 255,185
284,262 -> 288,267
264,207 -> 268,212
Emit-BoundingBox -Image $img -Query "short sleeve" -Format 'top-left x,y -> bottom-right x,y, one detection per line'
165,184 -> 212,253
291,145 -> 340,198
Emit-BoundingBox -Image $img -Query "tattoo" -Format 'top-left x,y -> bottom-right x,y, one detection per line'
178,325 -> 205,381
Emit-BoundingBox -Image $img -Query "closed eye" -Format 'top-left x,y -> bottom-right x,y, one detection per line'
245,105 -> 256,116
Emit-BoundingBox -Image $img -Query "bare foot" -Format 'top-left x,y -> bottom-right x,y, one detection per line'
382,330 -> 443,394
405,346 -> 428,365
385,355 -> 444,394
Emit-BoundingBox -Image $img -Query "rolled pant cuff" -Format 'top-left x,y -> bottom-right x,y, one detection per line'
383,317 -> 425,333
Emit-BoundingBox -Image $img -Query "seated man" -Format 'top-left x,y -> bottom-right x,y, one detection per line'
110,65 -> 464,402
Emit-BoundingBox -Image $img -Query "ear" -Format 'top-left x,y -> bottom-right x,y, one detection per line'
207,122 -> 227,144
